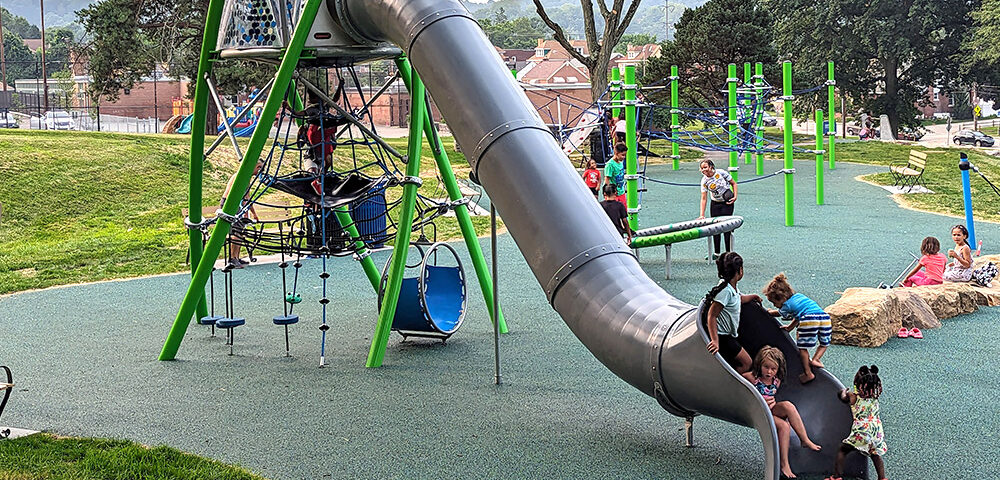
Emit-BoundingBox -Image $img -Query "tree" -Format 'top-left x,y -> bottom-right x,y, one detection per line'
532,0 -> 643,101
1,7 -> 41,39
772,0 -> 977,136
1,28 -> 39,85
613,33 -> 657,55
642,0 -> 775,109
479,13 -> 549,50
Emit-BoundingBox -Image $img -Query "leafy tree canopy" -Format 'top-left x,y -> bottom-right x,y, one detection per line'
479,10 -> 549,49
1,28 -> 38,85
614,33 -> 658,55
1,7 -> 41,39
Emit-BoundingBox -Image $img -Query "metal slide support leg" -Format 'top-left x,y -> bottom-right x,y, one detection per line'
395,57 -> 507,333
366,63 -> 426,368
685,416 -> 695,447
664,244 -> 671,279
159,0 -> 324,360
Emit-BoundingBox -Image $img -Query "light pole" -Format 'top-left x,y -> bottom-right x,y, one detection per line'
1,0 -> 8,98
665,3 -> 678,41
40,0 -> 48,111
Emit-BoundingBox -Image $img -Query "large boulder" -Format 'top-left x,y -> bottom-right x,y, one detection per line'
827,288 -> 903,348
891,288 -> 941,329
908,283 -> 978,319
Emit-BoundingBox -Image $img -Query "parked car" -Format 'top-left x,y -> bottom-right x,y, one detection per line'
897,126 -> 926,142
43,110 -> 75,130
953,129 -> 995,147
761,113 -> 778,127
0,112 -> 18,129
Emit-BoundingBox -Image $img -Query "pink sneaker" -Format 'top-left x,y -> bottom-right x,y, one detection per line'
909,327 -> 923,339
896,327 -> 909,338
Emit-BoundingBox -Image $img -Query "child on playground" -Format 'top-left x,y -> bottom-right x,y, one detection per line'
742,346 -> 822,479
763,273 -> 832,384
283,87 -> 349,195
600,184 -> 632,244
704,252 -> 759,373
825,365 -> 888,480
943,225 -> 975,282
220,161 -> 263,269
900,236 -> 946,287
604,142 -> 628,206
582,159 -> 601,199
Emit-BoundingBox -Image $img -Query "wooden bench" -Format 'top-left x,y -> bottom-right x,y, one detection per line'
182,202 -> 301,264
889,150 -> 927,192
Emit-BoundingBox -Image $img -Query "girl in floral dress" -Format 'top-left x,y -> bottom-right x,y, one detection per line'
826,365 -> 888,480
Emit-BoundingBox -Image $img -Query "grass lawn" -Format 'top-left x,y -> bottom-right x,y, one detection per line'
0,130 -> 494,295
0,433 -> 264,480
833,141 -> 1000,223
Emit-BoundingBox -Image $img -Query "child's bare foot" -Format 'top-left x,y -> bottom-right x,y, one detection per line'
798,372 -> 815,384
810,359 -> 825,369
780,467 -> 797,478
802,440 -> 822,451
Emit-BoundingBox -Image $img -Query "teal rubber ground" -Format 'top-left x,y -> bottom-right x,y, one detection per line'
2,159 -> 998,479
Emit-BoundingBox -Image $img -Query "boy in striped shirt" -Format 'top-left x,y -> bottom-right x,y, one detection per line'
764,273 -> 832,384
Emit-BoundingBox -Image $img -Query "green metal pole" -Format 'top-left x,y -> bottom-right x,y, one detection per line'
333,206 -> 380,291
625,66 -> 639,231
366,63 -> 426,368
754,62 -> 764,175
727,64 -> 738,182
782,61 -> 794,226
611,67 -> 621,121
827,60 -> 836,170
815,110 -> 824,205
743,62 -> 751,164
185,0 -> 226,322
395,57 -> 507,333
159,0 -> 324,361
670,65 -> 680,170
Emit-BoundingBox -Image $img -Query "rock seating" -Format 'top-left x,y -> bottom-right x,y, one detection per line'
827,255 -> 1000,347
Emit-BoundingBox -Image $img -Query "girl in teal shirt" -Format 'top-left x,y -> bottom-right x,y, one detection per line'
704,252 -> 760,373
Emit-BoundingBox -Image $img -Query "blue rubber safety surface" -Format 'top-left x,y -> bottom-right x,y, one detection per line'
2,158 -> 999,480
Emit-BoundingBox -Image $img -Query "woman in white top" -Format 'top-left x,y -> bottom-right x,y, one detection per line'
697,159 -> 737,259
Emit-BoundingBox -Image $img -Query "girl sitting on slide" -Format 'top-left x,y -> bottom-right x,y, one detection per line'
704,252 -> 759,373
900,236 -> 946,287
743,346 -> 822,480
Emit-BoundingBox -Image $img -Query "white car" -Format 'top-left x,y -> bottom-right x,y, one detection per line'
0,111 -> 18,128
43,110 -> 75,130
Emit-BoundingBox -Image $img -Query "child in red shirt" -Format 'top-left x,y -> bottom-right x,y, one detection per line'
901,236 -> 947,286
582,159 -> 601,198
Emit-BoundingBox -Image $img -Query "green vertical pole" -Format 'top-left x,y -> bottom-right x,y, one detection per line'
743,62 -> 751,164
782,61 -> 794,226
333,206 -> 380,291
611,67 -> 621,121
670,65 -> 680,170
727,64 -> 738,182
159,0 -> 324,361
754,62 -> 764,175
366,63 -> 426,368
815,110 -> 824,205
395,57 -> 507,333
185,0 -> 226,322
827,60 -> 836,170
624,66 -> 639,231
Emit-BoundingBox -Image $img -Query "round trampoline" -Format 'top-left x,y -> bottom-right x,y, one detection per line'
378,242 -> 467,339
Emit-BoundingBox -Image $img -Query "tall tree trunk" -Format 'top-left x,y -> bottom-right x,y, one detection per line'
590,48 -> 612,102
883,57 -> 899,138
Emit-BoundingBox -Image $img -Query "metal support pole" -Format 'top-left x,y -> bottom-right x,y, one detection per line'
159,0 -> 324,361
815,110 -> 824,205
611,67 -> 621,121
40,0 -> 48,112
366,62 -> 426,368
395,57 -> 507,333
782,61 -> 794,226
743,62 -> 751,164
670,65 -> 680,170
754,62 -> 764,175
960,153 -> 978,250
491,204 -> 501,385
727,64 -> 738,181
827,61 -> 836,170
624,65 -> 639,231
685,416 -> 695,447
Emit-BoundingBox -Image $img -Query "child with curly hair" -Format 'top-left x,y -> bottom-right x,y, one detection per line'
826,365 -> 888,480
763,273 -> 832,384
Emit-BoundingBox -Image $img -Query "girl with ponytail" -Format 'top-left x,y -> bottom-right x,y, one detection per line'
827,365 -> 888,480
704,252 -> 760,373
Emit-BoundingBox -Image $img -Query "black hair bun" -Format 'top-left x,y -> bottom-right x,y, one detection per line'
870,365 -> 879,374
859,365 -> 869,374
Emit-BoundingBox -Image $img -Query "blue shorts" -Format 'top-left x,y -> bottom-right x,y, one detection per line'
795,313 -> 832,348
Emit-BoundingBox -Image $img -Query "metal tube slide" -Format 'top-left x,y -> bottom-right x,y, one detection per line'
335,1 -> 864,478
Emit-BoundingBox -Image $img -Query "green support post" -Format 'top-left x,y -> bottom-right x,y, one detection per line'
670,65 -> 680,170
395,57 -> 507,333
366,63 -> 426,368
727,64 -> 738,182
333,206 -> 381,291
827,60 -> 836,170
782,61 -> 794,227
185,0 -> 227,322
611,67 -> 621,122
754,62 -> 764,175
815,110 -> 824,205
159,0 -> 324,361
624,66 -> 639,231
743,62 -> 752,164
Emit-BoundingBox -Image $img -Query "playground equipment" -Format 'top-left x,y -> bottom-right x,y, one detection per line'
377,241 -> 467,341
159,1 -> 863,478
631,216 -> 744,279
0,365 -> 12,439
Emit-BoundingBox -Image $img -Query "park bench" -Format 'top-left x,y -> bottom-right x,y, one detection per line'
889,150 -> 927,192
182,201 -> 301,264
